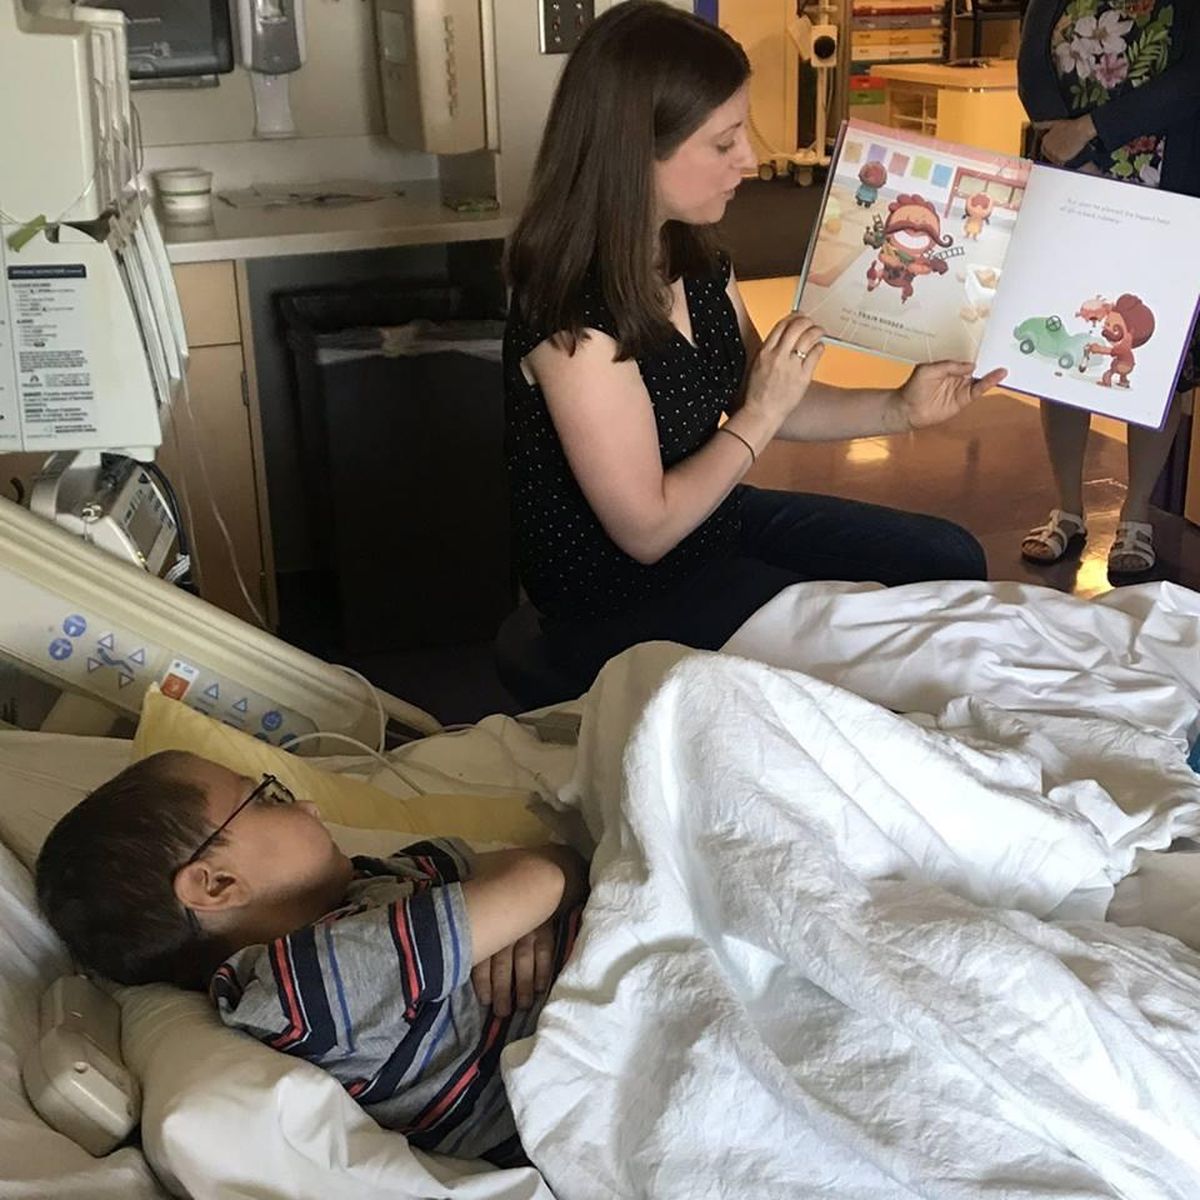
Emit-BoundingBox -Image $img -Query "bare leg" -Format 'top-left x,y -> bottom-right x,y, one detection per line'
1021,400 -> 1090,562
1040,399 -> 1091,515
1121,391 -> 1185,525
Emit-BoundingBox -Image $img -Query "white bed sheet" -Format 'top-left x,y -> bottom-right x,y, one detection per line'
505,643 -> 1200,1199
723,577 -> 1200,943
724,578 -> 1200,743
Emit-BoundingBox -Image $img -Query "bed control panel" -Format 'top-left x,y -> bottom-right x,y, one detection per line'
20,975 -> 140,1157
0,496 -> 441,746
1,563 -> 316,746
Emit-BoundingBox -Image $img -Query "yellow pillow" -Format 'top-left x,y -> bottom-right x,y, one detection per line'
131,686 -> 549,845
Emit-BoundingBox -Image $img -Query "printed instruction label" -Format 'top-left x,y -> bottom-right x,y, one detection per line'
0,240 -> 19,449
6,263 -> 96,441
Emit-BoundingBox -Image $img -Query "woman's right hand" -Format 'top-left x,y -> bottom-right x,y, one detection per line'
741,313 -> 826,428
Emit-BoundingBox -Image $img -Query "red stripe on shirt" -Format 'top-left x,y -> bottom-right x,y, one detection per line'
267,937 -> 308,1050
405,1014 -> 505,1133
390,901 -> 424,1008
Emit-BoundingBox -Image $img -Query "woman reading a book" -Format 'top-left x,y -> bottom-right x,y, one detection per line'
502,0 -> 1006,695
1018,0 -> 1200,577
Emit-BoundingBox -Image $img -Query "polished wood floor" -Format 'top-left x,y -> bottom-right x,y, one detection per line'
740,278 -> 1200,600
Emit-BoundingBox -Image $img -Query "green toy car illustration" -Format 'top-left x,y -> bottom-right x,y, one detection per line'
1013,315 -> 1092,370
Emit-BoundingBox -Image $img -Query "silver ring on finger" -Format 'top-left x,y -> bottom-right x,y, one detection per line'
791,348 -> 808,361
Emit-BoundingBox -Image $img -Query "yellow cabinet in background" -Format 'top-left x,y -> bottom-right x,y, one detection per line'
874,62 -> 1027,156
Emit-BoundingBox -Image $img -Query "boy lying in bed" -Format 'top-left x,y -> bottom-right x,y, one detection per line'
34,751 -> 588,1167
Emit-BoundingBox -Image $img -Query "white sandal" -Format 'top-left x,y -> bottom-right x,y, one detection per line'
1021,509 -> 1087,565
1108,520 -> 1156,577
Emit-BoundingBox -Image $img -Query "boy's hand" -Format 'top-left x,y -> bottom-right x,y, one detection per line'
472,920 -> 556,1017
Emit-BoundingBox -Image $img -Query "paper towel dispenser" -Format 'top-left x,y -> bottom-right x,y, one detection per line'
375,0 -> 494,155
87,0 -> 234,80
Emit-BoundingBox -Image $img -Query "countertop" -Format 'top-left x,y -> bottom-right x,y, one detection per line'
872,61 -> 1018,91
160,179 -> 514,264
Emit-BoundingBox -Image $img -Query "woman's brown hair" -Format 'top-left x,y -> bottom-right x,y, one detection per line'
504,0 -> 750,360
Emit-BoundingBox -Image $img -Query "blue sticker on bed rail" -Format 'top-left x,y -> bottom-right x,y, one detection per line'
1190,737 -> 1200,774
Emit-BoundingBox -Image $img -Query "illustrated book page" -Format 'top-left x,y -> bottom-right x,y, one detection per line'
794,119 -> 1031,364
977,164 -> 1200,429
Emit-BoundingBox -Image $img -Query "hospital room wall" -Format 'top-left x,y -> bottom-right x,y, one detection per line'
491,0 -> 693,208
133,1 -> 687,199
133,0 -> 436,189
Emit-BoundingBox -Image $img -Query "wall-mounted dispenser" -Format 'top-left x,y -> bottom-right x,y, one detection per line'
86,0 -> 234,83
375,0 -> 491,156
233,0 -> 307,138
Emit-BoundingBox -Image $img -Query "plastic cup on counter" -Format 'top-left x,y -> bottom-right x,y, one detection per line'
153,168 -> 214,224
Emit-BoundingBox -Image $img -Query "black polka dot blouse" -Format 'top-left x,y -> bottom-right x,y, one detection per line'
503,251 -> 747,622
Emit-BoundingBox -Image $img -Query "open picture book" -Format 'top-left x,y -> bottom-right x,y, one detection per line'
794,119 -> 1200,429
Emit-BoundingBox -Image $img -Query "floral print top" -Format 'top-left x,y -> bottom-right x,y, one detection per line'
1050,0 -> 1176,187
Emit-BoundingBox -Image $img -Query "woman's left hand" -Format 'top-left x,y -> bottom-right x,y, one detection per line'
894,361 -> 1007,431
1038,114 -> 1097,165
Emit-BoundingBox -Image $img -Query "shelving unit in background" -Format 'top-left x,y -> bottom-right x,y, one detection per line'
848,1 -> 948,125
949,0 -> 1022,61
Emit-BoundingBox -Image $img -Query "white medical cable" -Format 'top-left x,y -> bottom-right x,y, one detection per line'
162,411 -> 205,580
163,554 -> 191,584
283,648 -> 566,804
333,663 -> 388,753
0,169 -> 99,231
281,731 -> 428,796
173,376 -> 271,628
284,716 -> 561,806
283,726 -> 549,801
391,720 -> 566,801
131,101 -> 145,176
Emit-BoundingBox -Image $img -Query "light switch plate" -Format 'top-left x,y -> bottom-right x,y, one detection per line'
538,0 -> 594,54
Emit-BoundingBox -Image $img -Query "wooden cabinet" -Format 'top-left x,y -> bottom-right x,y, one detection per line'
159,261 -> 277,627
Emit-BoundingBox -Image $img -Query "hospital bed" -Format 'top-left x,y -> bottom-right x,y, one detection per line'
0,493 -> 578,1199
5,491 -> 1200,1198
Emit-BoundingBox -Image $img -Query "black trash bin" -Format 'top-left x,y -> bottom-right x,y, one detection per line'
279,283 -> 514,654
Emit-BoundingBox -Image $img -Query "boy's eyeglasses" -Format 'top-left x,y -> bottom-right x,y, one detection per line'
180,773 -> 297,868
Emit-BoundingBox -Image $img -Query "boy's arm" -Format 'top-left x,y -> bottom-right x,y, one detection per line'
212,866 -> 484,1059
460,846 -> 588,966
210,846 -> 589,1063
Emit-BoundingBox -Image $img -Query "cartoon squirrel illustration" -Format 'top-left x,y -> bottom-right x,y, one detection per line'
855,161 -> 887,208
1075,294 -> 1111,325
1084,293 -> 1155,387
863,194 -> 954,303
962,192 -> 994,240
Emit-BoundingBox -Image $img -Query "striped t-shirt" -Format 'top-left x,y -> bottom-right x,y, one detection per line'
210,839 -> 578,1165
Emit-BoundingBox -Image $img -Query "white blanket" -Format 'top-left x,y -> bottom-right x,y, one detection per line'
724,579 -> 1200,744
504,644 -> 1200,1199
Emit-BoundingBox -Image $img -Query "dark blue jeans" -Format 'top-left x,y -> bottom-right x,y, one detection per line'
541,486 -> 986,695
